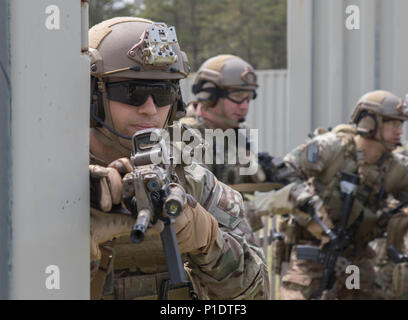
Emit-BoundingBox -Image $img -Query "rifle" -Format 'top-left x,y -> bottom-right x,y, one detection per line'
296,171 -> 360,299
387,245 -> 408,263
377,199 -> 408,229
258,152 -> 294,185
383,200 -> 408,264
122,128 -> 190,297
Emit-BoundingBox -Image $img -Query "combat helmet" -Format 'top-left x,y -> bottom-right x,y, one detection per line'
191,54 -> 258,127
350,90 -> 408,149
89,17 -> 190,156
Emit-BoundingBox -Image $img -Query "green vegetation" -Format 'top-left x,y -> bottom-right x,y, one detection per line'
89,0 -> 287,71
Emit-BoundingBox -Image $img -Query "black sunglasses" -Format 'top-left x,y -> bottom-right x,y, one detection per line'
106,80 -> 178,107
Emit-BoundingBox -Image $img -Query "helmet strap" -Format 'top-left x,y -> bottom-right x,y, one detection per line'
370,116 -> 397,151
96,80 -> 133,156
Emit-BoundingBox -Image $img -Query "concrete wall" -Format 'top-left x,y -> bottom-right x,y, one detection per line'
9,0 -> 90,299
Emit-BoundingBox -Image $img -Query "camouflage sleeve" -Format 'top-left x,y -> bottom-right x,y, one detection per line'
283,132 -> 344,206
389,152 -> 408,195
183,163 -> 269,300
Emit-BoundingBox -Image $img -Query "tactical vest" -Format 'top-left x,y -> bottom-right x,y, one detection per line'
179,116 -> 255,185
90,153 -> 250,300
90,154 -> 196,300
300,125 -> 404,249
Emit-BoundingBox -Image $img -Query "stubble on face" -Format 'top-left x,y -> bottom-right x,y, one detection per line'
109,99 -> 171,137
223,98 -> 249,121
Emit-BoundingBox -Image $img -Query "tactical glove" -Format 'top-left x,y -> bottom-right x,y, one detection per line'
90,207 -> 163,261
173,194 -> 219,255
253,182 -> 297,216
298,196 -> 334,243
90,158 -> 133,212
91,192 -> 219,259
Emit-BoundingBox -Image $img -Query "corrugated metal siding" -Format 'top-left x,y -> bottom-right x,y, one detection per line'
180,70 -> 289,157
246,70 -> 288,157
288,0 -> 408,150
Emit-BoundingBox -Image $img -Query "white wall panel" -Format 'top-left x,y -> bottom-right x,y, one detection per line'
10,0 -> 89,299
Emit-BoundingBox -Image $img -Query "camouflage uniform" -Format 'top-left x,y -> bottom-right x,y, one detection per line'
277,96 -> 408,299
181,115 -> 269,231
88,18 -> 269,300
293,128 -> 408,300
181,116 -> 255,183
391,226 -> 408,299
184,55 -> 276,233
368,237 -> 395,298
367,145 -> 408,300
387,144 -> 408,299
90,153 -> 269,300
271,91 -> 408,300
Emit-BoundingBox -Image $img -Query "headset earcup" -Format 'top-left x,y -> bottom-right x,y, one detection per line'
209,87 -> 221,105
357,113 -> 377,137
192,83 -> 199,94
193,81 -> 221,108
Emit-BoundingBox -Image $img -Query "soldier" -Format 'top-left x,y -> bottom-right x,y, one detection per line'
88,17 -> 269,300
180,54 -> 279,232
254,90 -> 408,299
182,55 -> 260,183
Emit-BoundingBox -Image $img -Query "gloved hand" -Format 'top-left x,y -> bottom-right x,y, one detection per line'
299,195 -> 334,243
90,158 -> 133,212
173,194 -> 219,255
253,182 -> 297,216
90,207 -> 163,261
91,191 -> 219,260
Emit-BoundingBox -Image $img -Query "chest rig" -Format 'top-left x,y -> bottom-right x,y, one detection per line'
313,131 -> 393,245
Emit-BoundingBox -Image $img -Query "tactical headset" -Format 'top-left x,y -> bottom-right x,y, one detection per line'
355,111 -> 379,138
